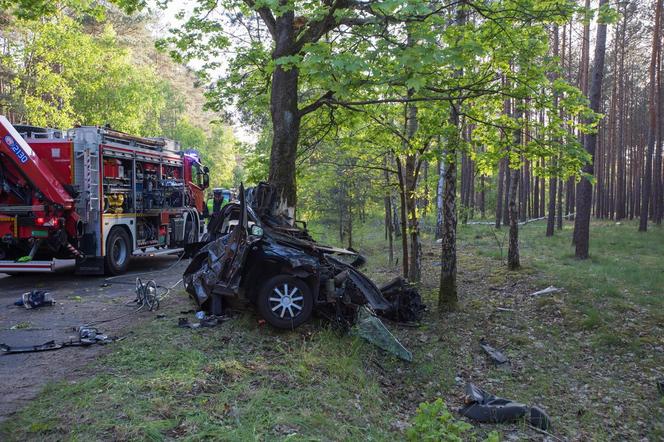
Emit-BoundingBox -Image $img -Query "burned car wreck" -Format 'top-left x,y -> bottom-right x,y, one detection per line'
183,183 -> 425,331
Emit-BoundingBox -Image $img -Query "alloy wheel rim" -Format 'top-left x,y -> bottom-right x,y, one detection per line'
268,283 -> 304,319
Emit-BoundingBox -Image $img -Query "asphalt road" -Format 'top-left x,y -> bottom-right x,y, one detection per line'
0,255 -> 191,422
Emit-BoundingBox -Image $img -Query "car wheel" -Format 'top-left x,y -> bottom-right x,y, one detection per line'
105,228 -> 131,275
257,275 -> 313,329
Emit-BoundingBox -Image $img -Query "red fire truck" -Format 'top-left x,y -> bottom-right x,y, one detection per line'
0,116 -> 210,275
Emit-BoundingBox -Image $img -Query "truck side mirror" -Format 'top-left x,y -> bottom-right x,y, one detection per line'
203,173 -> 210,188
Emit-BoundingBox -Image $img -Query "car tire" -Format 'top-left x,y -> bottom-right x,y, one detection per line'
256,275 -> 313,329
105,228 -> 131,275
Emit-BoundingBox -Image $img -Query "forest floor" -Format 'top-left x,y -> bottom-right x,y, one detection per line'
0,220 -> 662,441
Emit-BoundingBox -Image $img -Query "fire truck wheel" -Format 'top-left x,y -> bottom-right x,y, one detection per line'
105,228 -> 131,275
184,213 -> 197,245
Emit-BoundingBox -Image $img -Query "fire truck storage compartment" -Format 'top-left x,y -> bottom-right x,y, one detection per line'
137,215 -> 167,248
102,157 -> 186,215
103,156 -> 132,214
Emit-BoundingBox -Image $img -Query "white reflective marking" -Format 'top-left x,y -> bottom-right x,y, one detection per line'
280,305 -> 285,318
274,287 -> 284,298
291,296 -> 303,301
269,297 -> 281,302
272,304 -> 281,312
287,306 -> 294,317
292,304 -> 302,311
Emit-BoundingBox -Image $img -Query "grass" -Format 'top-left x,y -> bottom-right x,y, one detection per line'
461,219 -> 664,349
1,218 -> 663,441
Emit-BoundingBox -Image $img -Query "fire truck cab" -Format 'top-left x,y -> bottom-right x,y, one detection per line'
0,116 -> 210,275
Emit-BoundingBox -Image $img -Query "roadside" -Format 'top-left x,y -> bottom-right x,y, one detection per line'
0,255 -> 188,422
0,221 -> 662,440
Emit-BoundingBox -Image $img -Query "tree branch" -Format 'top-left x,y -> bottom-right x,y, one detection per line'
244,0 -> 277,40
293,0 -> 350,52
299,91 -> 335,116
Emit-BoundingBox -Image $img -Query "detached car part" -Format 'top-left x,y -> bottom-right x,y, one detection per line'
460,383 -> 551,430
183,182 -> 425,331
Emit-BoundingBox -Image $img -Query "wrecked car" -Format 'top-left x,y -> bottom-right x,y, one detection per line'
183,183 -> 425,330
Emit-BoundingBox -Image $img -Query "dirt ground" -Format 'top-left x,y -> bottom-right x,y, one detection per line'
0,255 -> 190,422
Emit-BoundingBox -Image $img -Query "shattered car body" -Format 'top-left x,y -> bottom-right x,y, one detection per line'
183,183 -> 425,330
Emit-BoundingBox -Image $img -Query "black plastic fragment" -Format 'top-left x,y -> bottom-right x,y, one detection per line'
479,339 -> 509,365
459,383 -> 551,431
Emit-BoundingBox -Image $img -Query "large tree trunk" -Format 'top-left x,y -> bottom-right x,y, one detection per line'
574,0 -> 609,258
439,105 -> 460,312
639,0 -> 662,232
268,11 -> 299,215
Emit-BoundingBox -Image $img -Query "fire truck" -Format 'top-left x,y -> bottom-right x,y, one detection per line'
0,116 -> 210,275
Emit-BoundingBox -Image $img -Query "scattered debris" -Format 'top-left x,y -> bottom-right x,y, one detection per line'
1,326 -> 116,355
9,322 -> 31,330
178,315 -> 229,329
496,307 -> 514,312
530,286 -> 561,297
78,326 -> 113,345
460,383 -> 551,430
134,278 -> 160,311
480,339 -> 509,366
355,307 -> 413,362
14,290 -> 55,309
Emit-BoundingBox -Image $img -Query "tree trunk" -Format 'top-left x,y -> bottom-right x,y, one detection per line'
495,158 -> 505,228
640,0 -> 662,231
508,165 -> 520,269
546,172 -> 557,236
575,0 -> 609,258
503,159 -> 511,226
508,106 -> 522,270
436,156 -> 445,238
547,26 -> 559,237
404,104 -> 421,283
395,158 -> 409,278
268,11 -> 299,216
439,106 -> 459,311
383,160 -> 394,266
557,176 -> 563,229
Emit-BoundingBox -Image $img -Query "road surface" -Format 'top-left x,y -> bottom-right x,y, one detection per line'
0,255 -> 190,422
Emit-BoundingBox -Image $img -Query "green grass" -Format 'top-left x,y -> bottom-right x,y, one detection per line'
2,218 -> 663,441
460,219 -> 664,350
